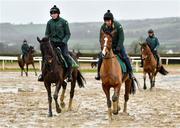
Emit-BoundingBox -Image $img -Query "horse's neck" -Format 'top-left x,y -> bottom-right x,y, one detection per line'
102,50 -> 116,71
144,50 -> 156,65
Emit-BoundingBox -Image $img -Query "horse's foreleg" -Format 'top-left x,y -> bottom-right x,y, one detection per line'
152,73 -> 156,88
124,79 -> 131,113
32,63 -> 37,76
143,72 -> 147,90
112,85 -> 120,115
60,81 -> 67,108
68,80 -> 76,111
103,86 -> 112,120
26,64 -> 28,76
44,82 -> 52,117
53,81 -> 61,113
149,73 -> 153,90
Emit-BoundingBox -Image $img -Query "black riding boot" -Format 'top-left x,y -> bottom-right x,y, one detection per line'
67,66 -> 72,82
156,54 -> 160,67
95,55 -> 103,80
129,71 -> 135,79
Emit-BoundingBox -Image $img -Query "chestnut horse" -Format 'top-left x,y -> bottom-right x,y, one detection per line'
140,43 -> 168,90
37,37 -> 85,117
100,31 -> 136,120
18,46 -> 37,76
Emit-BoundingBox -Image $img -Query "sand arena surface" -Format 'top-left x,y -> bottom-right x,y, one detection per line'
0,71 -> 180,128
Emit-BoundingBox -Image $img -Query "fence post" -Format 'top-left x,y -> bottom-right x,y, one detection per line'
166,59 -> 169,65
135,61 -> 139,72
2,60 -> 5,70
39,60 -> 42,71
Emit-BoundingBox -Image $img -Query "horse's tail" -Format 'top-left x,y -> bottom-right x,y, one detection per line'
130,77 -> 141,94
158,65 -> 168,75
76,70 -> 86,88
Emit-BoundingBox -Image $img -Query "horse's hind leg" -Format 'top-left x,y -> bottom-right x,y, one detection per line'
53,81 -> 61,113
143,72 -> 147,90
45,82 -> 52,117
112,85 -> 120,115
60,81 -> 67,108
68,79 -> 76,111
124,79 -> 131,113
32,63 -> 37,76
103,86 -> 112,120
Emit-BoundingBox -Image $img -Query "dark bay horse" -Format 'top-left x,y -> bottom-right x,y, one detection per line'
100,31 -> 136,120
37,37 -> 85,117
140,42 -> 168,90
18,46 -> 37,76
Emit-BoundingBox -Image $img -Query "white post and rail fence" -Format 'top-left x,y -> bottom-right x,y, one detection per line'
0,56 -> 180,72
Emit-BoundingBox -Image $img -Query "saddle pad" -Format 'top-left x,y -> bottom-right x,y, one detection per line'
56,48 -> 79,68
116,56 -> 127,73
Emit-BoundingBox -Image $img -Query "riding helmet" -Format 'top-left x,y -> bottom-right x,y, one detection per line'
50,5 -> 60,14
148,29 -> 154,33
104,10 -> 114,21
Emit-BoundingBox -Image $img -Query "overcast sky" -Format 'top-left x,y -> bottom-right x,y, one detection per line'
0,0 -> 180,24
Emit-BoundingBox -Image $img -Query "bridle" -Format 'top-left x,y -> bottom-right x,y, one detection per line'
101,36 -> 116,59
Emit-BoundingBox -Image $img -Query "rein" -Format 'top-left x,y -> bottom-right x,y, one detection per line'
103,55 -> 116,59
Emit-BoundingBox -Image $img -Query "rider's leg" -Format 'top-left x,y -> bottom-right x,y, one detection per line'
153,50 -> 160,66
60,44 -> 72,82
119,48 -> 135,79
95,52 -> 103,80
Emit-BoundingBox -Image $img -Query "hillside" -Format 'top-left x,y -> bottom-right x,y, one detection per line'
0,17 -> 179,54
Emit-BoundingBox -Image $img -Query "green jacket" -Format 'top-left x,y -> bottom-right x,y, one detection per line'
146,36 -> 160,51
45,17 -> 71,45
21,43 -> 29,55
100,21 -> 124,50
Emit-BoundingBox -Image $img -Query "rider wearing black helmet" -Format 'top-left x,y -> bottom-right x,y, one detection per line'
140,29 -> 160,67
38,5 -> 72,82
95,10 -> 135,80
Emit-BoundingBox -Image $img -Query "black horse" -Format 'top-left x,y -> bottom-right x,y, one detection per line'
37,37 -> 85,117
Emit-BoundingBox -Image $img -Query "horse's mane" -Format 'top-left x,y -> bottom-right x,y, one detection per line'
104,31 -> 113,38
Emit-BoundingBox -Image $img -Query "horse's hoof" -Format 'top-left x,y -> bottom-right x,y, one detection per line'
56,108 -> 61,113
48,113 -> 53,117
118,106 -> 121,111
60,102 -> 65,108
68,107 -> 72,111
113,111 -> 118,115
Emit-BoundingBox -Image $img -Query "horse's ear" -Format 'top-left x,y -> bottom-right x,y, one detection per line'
139,42 -> 143,46
37,37 -> 41,43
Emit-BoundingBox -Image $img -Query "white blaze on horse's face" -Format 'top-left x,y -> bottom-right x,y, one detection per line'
102,37 -> 108,56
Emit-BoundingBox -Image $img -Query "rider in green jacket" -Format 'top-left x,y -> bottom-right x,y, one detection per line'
38,5 -> 72,82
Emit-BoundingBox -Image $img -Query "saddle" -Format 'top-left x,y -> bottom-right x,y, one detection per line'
55,48 -> 79,68
116,55 -> 127,73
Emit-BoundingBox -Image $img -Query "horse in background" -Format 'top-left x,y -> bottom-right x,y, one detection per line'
18,46 -> 37,76
139,42 -> 168,90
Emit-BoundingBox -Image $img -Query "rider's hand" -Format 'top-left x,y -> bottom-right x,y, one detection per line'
115,47 -> 121,53
61,42 -> 66,47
